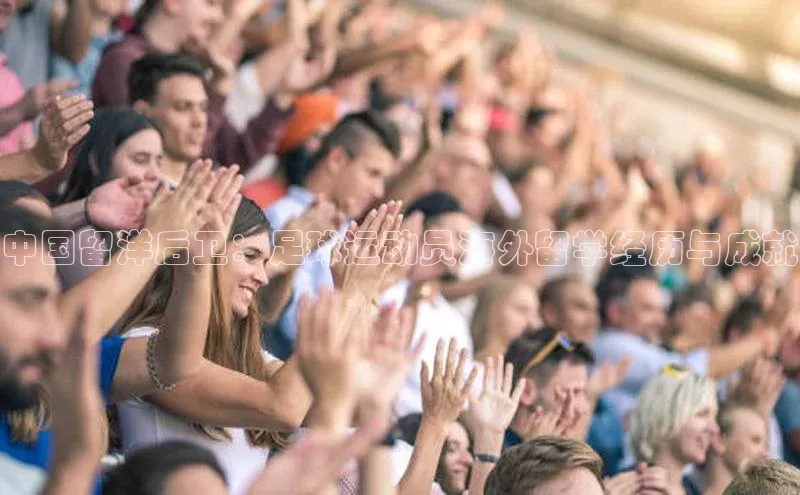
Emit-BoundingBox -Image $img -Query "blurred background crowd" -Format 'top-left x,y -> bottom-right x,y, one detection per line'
2,0 -> 800,494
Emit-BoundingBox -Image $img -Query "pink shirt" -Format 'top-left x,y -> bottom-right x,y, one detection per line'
0,52 -> 33,157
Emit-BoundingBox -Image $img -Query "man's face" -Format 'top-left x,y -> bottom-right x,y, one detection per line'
538,361 -> 590,440
169,0 -> 224,47
409,212 -> 473,283
531,468 -> 604,495
330,143 -> 395,217
621,280 -> 667,342
0,241 -> 64,412
719,408 -> 769,474
436,136 -> 492,220
0,0 -> 15,33
546,282 -> 600,343
147,75 -> 208,163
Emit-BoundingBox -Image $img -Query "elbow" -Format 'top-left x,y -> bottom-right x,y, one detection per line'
163,357 -> 205,388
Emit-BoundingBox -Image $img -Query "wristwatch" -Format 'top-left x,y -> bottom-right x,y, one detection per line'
475,453 -> 499,463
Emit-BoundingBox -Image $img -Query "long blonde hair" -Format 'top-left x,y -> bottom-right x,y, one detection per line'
471,275 -> 532,355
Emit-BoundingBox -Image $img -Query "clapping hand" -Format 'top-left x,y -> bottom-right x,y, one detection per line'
731,358 -> 786,418
143,160 -> 218,263
357,305 -> 424,418
421,339 -> 478,426
86,176 -> 153,230
331,201 -> 405,299
190,164 -> 244,263
296,290 -> 364,430
31,94 -> 94,174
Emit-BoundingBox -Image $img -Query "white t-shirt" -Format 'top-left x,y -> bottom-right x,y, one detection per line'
0,453 -> 45,495
382,282 -> 474,418
117,326 -> 277,495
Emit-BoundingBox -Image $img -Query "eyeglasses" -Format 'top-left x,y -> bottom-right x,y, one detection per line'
521,332 -> 575,376
662,363 -> 690,379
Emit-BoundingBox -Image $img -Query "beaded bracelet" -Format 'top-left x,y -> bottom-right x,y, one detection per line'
146,332 -> 178,392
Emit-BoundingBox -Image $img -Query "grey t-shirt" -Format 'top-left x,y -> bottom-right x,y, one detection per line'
0,0 -> 52,89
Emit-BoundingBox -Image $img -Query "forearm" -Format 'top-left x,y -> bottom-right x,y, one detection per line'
52,199 -> 88,231
0,149 -> 51,184
397,419 -> 447,495
359,447 -> 397,495
149,357 -> 309,430
330,35 -> 418,82
154,264 -> 213,385
440,273 -> 495,302
709,332 -> 767,379
59,237 -> 162,340
0,101 -> 28,138
253,41 -> 302,95
54,0 -> 92,63
468,429 -> 504,495
41,457 -> 98,495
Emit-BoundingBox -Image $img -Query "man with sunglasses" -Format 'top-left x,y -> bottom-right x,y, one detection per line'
502,329 -> 594,451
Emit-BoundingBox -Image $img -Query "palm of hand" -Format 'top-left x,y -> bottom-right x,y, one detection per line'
87,181 -> 148,230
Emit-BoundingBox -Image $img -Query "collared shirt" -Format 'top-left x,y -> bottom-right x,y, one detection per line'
264,186 -> 347,359
0,52 -> 33,157
591,329 -> 709,419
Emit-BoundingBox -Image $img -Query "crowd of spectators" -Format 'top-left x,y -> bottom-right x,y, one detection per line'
1,0 -> 800,494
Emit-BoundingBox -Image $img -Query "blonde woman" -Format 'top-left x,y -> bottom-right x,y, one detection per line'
629,365 -> 720,495
470,275 -> 539,363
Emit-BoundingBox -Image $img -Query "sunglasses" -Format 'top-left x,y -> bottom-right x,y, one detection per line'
662,363 -> 690,379
521,332 -> 586,376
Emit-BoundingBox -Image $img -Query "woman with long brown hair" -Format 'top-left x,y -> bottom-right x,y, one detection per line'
116,197 -> 289,495
470,275 -> 539,363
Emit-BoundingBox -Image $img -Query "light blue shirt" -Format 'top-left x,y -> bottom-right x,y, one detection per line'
592,329 -> 709,419
265,186 -> 347,357
50,31 -> 122,98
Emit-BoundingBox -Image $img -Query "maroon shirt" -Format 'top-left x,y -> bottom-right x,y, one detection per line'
91,34 -> 292,171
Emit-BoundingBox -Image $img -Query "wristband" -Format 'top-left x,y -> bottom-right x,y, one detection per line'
475,453 -> 499,463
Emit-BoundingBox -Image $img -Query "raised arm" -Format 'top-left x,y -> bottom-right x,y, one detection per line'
398,339 -> 477,495
0,94 -> 92,184
464,356 -> 524,495
49,0 -> 93,64
109,163 -> 241,402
